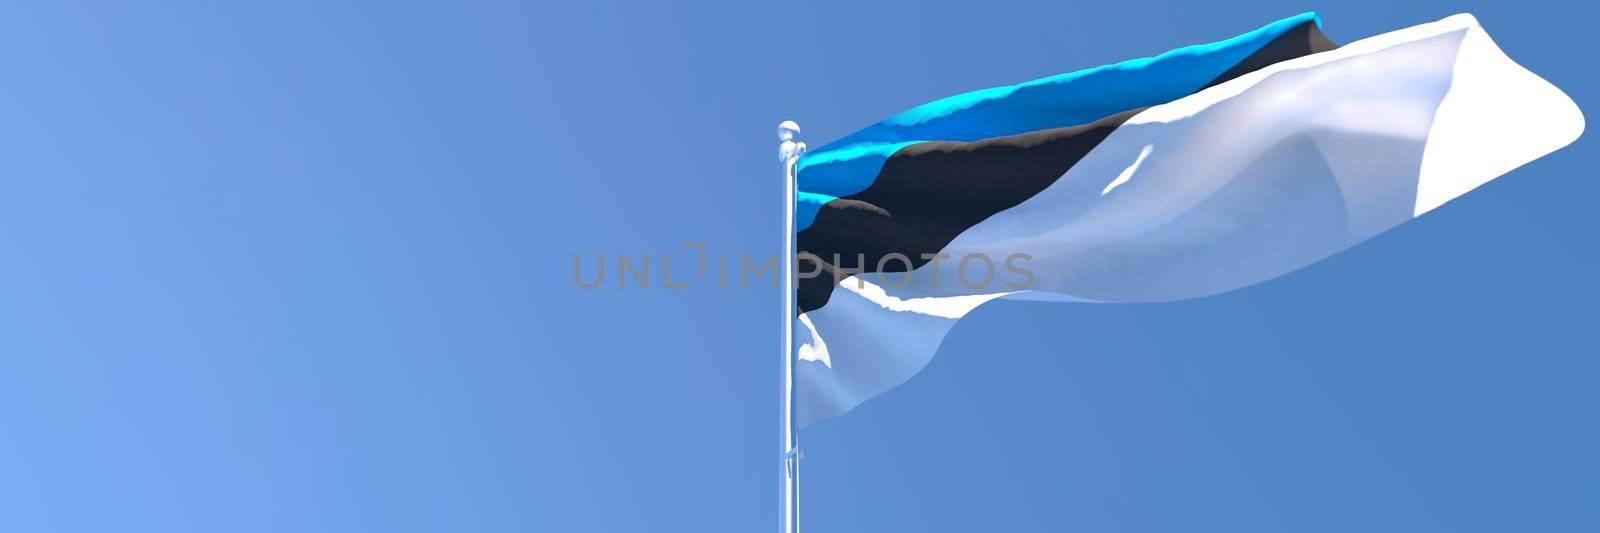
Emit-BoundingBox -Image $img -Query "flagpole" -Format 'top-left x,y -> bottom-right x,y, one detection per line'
778,120 -> 805,533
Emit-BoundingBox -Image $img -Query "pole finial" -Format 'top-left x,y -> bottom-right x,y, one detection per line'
779,120 -> 806,164
778,120 -> 800,141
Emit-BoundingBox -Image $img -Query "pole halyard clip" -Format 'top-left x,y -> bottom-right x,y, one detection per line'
783,448 -> 805,478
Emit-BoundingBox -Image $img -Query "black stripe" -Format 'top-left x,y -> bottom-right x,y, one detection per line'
1203,19 -> 1339,90
797,110 -> 1136,313
796,20 -> 1339,314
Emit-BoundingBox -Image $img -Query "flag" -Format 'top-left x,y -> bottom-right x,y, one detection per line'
794,13 -> 1584,426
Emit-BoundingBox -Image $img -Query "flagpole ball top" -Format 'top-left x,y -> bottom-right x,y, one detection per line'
778,120 -> 801,142
778,120 -> 806,163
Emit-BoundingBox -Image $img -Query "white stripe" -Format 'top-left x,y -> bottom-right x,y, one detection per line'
1415,26 -> 1585,215
1102,144 -> 1153,195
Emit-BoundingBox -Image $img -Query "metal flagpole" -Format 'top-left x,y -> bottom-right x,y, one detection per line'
778,120 -> 805,533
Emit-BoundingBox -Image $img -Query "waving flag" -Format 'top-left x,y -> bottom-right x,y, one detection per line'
794,13 -> 1584,426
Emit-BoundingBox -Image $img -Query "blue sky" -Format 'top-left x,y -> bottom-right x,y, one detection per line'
0,1 -> 1595,531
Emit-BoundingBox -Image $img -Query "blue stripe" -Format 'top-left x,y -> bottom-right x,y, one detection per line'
796,12 -> 1321,231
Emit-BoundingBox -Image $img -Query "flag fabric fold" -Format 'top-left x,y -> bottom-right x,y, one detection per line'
794,13 -> 1584,426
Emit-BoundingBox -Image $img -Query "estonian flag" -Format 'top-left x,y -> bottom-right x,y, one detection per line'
794,13 -> 1584,426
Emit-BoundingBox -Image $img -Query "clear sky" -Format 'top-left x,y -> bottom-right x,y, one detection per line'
0,1 -> 1594,531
